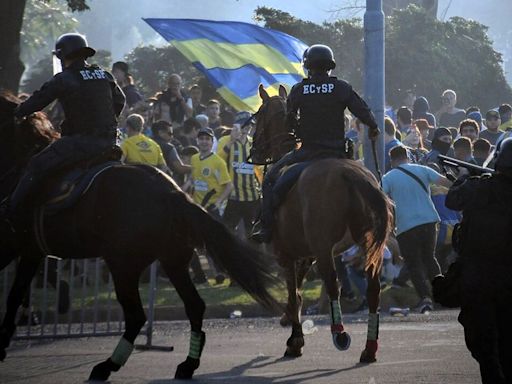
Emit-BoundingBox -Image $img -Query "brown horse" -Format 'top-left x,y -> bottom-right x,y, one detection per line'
252,84 -> 394,362
0,91 -> 281,381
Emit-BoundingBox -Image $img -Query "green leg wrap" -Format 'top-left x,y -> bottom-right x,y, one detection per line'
188,331 -> 205,360
367,313 -> 379,341
330,300 -> 343,325
110,337 -> 134,366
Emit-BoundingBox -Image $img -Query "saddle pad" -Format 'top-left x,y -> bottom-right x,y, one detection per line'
43,161 -> 119,215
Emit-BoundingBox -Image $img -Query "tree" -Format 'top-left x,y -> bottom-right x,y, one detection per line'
21,1 -> 79,66
0,0 -> 88,93
22,50 -> 112,93
124,45 -> 218,101
255,6 -> 512,111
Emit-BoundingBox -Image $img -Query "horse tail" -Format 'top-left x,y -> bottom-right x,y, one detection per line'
343,165 -> 394,276
169,191 -> 282,313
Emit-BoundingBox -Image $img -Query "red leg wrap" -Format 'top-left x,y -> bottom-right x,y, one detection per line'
365,339 -> 378,354
331,323 -> 345,334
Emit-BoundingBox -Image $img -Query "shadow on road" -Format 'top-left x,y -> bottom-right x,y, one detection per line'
149,355 -> 368,383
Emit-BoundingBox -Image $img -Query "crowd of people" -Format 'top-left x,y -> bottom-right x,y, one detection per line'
7,32 -> 511,383
35,58 -> 512,295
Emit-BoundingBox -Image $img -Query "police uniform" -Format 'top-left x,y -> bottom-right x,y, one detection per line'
445,166 -> 512,383
8,34 -> 125,219
252,44 -> 378,242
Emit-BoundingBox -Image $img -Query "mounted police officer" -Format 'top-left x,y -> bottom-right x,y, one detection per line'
251,44 -> 380,243
2,33 -> 125,227
445,138 -> 512,384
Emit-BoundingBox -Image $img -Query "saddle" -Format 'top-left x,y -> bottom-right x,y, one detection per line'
39,148 -> 122,215
272,148 -> 348,207
273,161 -> 312,207
32,150 -> 122,255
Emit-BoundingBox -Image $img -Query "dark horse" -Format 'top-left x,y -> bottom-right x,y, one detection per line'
252,85 -> 393,362
0,91 -> 280,381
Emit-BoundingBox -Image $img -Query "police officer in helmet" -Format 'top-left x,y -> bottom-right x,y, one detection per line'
2,33 -> 125,226
251,44 -> 380,243
445,137 -> 512,384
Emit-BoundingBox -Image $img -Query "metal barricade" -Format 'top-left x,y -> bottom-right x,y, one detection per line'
0,257 -> 160,347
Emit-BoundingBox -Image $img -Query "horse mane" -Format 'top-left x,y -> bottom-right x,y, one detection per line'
18,112 -> 61,146
0,90 -> 60,156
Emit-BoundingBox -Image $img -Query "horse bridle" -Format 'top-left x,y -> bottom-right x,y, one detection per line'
248,97 -> 296,165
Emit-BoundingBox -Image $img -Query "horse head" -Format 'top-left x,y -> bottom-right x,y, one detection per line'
0,90 -> 60,170
250,84 -> 296,165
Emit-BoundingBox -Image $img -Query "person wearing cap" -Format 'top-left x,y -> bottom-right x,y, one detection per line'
112,61 -> 143,109
120,114 -> 167,171
182,128 -> 233,216
444,138 -> 512,384
1,33 -> 125,224
479,110 -> 502,146
414,119 -> 434,150
216,112 -> 260,237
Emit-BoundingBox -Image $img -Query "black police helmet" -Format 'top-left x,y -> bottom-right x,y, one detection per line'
53,33 -> 96,60
495,137 -> 512,171
303,44 -> 336,71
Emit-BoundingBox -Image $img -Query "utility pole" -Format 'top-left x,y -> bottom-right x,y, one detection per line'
363,0 -> 385,178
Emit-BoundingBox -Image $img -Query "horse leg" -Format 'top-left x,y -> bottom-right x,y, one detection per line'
159,252 -> 206,380
280,258 -> 312,327
316,254 -> 351,351
360,266 -> 381,363
0,252 -> 41,361
89,259 -> 146,382
282,259 -> 305,358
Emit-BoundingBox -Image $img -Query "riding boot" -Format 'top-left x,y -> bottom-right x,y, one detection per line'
250,187 -> 274,244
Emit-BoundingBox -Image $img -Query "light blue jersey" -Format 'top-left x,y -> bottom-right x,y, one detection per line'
382,163 -> 441,235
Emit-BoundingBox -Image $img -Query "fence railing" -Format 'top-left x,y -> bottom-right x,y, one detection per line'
1,257 -> 160,348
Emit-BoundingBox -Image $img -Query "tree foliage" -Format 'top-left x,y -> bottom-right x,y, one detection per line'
21,1 -> 79,65
22,50 -> 112,93
124,45 -> 218,100
255,5 -> 512,111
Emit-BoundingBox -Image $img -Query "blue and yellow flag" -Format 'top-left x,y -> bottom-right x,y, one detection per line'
144,18 -> 308,112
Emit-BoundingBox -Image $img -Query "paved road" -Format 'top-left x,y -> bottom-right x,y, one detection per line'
1,310 -> 480,383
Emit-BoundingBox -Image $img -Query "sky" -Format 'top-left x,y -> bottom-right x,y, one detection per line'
75,0 -> 511,80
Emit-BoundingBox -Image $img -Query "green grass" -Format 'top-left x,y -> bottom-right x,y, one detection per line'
6,278 -> 323,310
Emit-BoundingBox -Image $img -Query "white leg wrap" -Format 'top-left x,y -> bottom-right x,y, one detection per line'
367,313 -> 379,341
110,337 -> 134,366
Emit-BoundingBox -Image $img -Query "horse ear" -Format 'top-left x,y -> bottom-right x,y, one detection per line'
258,84 -> 270,102
279,84 -> 288,99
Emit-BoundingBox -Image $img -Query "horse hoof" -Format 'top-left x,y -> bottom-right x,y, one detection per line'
0,348 -> 6,362
284,347 -> 303,358
332,332 -> 351,351
175,356 -> 199,380
279,313 -> 291,327
88,359 -> 119,382
359,349 -> 377,363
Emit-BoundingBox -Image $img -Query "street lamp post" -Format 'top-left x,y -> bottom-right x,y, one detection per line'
363,0 -> 385,178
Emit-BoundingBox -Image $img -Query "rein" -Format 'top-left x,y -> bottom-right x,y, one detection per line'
370,139 -> 382,184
